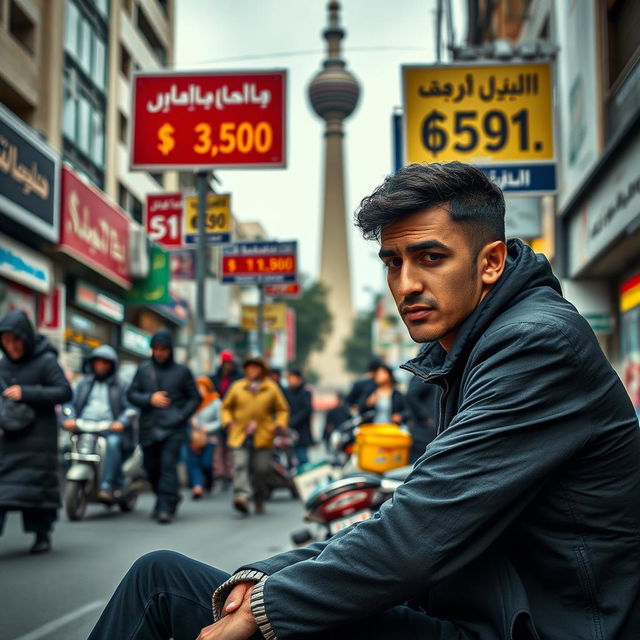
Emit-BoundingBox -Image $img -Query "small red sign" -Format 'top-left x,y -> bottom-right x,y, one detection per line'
145,193 -> 183,248
38,284 -> 65,331
131,70 -> 287,170
263,283 -> 301,298
59,167 -> 131,287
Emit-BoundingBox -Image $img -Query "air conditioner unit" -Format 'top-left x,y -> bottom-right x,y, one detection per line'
129,222 -> 150,278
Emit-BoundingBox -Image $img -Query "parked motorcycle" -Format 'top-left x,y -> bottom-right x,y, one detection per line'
64,416 -> 145,521
266,428 -> 299,499
290,466 -> 409,545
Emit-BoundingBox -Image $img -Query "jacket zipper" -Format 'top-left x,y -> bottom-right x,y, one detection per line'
436,379 -> 449,435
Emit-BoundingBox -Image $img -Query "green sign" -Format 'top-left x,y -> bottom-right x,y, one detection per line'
126,245 -> 170,304
121,323 -> 151,356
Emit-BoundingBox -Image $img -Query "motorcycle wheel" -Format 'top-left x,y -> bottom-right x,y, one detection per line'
64,480 -> 87,521
119,490 -> 138,512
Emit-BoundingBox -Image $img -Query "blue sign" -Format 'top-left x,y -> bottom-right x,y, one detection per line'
479,163 -> 556,194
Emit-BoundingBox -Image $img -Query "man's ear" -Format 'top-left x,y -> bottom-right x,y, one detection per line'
479,241 -> 507,287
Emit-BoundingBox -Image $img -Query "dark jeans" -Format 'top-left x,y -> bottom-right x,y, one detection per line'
142,432 -> 184,514
88,551 -> 469,640
186,442 -> 215,489
294,444 -> 309,466
101,432 -> 124,491
0,507 -> 57,536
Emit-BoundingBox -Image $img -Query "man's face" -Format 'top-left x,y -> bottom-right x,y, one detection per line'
379,207 -> 488,351
152,345 -> 171,363
245,363 -> 263,381
1,332 -> 24,360
286,373 -> 302,389
92,357 -> 113,378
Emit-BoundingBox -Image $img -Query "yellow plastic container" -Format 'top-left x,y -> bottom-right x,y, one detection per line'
355,423 -> 412,473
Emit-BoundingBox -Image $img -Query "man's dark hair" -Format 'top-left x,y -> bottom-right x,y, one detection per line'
355,162 -> 505,257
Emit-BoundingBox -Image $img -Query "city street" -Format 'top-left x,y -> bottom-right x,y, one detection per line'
0,487 -> 304,640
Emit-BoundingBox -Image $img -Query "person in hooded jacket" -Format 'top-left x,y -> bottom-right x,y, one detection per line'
127,329 -> 200,524
0,311 -> 72,554
89,163 -> 640,640
284,369 -> 313,466
62,345 -> 135,501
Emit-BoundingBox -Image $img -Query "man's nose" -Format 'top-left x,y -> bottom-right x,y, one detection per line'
394,263 -> 424,298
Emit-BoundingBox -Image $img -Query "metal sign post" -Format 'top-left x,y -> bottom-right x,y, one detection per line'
195,171 -> 208,342
257,284 -> 265,355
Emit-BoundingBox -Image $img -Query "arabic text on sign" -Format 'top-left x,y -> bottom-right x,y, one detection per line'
223,255 -> 295,275
421,109 -> 535,158
0,134 -> 50,200
146,83 -> 272,114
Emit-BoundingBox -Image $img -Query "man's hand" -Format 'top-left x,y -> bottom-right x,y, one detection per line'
63,418 -> 76,430
197,583 -> 257,640
3,385 -> 22,401
246,421 -> 257,436
110,421 -> 125,432
150,391 -> 171,408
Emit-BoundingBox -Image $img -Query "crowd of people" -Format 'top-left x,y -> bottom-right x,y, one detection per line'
0,308 -> 437,552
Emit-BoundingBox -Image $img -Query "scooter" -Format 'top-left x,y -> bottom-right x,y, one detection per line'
64,416 -> 145,521
290,466 -> 409,545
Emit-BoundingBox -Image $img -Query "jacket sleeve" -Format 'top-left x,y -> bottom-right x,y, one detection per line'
273,385 -> 290,430
116,379 -> 136,427
127,364 -> 153,408
62,379 -> 82,419
243,322 -> 594,638
179,367 -> 201,422
221,384 -> 237,426
20,353 -> 72,406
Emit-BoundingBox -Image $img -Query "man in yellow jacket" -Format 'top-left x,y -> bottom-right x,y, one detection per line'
221,356 -> 289,515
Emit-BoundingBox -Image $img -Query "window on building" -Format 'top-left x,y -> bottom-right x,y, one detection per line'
65,1 -> 80,55
91,0 -> 109,20
136,5 -> 167,65
92,110 -> 105,166
92,36 -> 107,90
149,172 -> 164,186
9,0 -> 35,55
120,44 -> 132,78
77,96 -> 92,156
118,111 -> 128,143
156,0 -> 169,16
63,70 -> 78,140
122,0 -> 133,16
608,0 -> 640,89
118,182 -> 144,223
131,194 -> 143,223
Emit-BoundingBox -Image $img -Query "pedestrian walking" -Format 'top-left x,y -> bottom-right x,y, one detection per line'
127,329 -> 200,524
62,345 -> 135,501
284,368 -> 313,466
187,376 -> 221,500
89,162 -> 640,640
0,311 -> 72,554
322,390 -> 350,453
221,356 -> 289,515
359,364 -> 406,424
209,350 -> 241,491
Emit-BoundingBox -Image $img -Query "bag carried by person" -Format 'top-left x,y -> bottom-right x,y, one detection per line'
0,376 -> 35,432
190,426 -> 207,453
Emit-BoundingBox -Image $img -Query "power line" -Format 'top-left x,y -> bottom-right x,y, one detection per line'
173,45 -> 430,68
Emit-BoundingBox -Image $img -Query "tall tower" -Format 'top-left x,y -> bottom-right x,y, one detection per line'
308,0 -> 361,387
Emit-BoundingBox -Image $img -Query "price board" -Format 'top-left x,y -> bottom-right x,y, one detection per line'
403,63 -> 556,193
221,241 -> 297,285
130,70 -> 286,170
184,193 -> 231,244
145,193 -> 184,248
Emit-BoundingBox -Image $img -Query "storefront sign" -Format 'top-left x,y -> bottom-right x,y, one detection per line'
74,280 -> 125,323
0,230 -> 53,293
130,70 -> 287,170
221,241 -> 297,285
0,104 -> 60,242
241,303 -> 287,331
38,284 -> 65,332
0,279 -> 36,321
126,245 -> 170,304
152,293 -> 189,326
60,166 -> 131,287
145,192 -> 184,248
403,63 -> 556,193
184,193 -> 231,244
66,310 -> 110,350
568,129 -> 640,276
122,323 -> 151,356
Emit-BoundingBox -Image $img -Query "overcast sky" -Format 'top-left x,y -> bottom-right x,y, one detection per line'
175,0 -> 463,310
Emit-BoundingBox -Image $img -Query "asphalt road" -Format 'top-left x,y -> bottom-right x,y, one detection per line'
0,486 -> 305,640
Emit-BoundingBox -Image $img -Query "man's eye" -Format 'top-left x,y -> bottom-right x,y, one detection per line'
422,253 -> 444,262
385,257 -> 402,269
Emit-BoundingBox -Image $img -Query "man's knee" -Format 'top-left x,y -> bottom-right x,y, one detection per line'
130,550 -> 189,580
